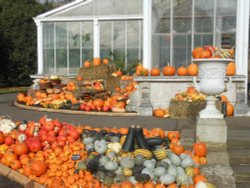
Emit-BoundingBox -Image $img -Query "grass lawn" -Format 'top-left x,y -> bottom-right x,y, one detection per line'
0,87 -> 28,95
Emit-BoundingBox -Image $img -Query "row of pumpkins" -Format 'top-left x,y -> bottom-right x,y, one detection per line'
135,62 -> 236,77
0,116 -> 213,188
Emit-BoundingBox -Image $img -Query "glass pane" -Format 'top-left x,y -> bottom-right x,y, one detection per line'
69,22 -> 80,74
56,22 -> 67,75
82,22 -> 93,63
100,21 -> 112,58
43,23 -> 54,74
173,0 -> 192,33
216,0 -> 237,49
152,34 -> 171,68
51,0 -> 94,17
173,34 -> 192,67
194,0 -> 214,48
152,0 -> 171,33
98,0 -> 142,15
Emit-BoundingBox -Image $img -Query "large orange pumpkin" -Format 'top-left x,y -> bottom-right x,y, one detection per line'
163,65 -> 176,76
93,99 -> 104,108
227,103 -> 234,116
226,62 -> 236,76
187,63 -> 198,76
177,66 -> 187,76
31,160 -> 47,176
13,143 -> 29,156
193,142 -> 207,157
150,68 -> 161,76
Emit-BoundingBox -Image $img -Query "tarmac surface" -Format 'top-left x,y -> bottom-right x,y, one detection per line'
1,93 -> 250,187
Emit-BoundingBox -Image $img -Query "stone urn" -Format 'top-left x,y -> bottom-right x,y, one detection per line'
192,58 -> 233,118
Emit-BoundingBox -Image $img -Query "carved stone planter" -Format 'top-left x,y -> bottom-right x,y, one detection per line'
193,58 -> 233,119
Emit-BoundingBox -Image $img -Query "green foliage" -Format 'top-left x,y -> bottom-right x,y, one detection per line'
0,0 -> 50,87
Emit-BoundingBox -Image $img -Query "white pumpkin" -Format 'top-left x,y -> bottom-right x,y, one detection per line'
160,173 -> 176,185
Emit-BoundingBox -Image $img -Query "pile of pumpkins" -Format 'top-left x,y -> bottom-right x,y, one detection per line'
0,116 -> 213,188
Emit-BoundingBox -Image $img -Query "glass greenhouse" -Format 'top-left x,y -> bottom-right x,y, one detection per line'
33,0 -> 249,81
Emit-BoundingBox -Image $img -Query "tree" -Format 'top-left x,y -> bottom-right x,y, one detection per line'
0,0 -> 50,87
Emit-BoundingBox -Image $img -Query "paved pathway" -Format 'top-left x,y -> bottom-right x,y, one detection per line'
1,93 -> 250,187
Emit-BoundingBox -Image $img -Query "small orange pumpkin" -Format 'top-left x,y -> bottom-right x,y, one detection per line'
227,103 -> 234,116
93,57 -> 101,66
177,66 -> 187,76
83,60 -> 91,68
226,62 -> 236,76
150,68 -> 161,76
187,63 -> 198,76
153,109 -> 165,118
103,58 -> 109,65
192,47 -> 204,58
162,65 -> 176,76
172,145 -> 185,155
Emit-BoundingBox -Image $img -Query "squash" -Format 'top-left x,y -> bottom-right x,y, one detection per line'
160,173 -> 176,185
154,167 -> 167,177
123,168 -> 133,177
153,149 -> 167,160
108,142 -> 122,153
141,168 -> 155,179
135,126 -> 152,150
99,156 -> 109,166
134,154 -> 146,166
168,152 -> 181,166
120,156 -> 135,169
104,161 -> 118,171
122,126 -> 135,152
193,142 -> 207,157
94,140 -> 108,154
143,159 -> 156,169
134,149 -> 153,159
181,156 -> 195,168
168,164 -> 177,177
135,174 -> 151,183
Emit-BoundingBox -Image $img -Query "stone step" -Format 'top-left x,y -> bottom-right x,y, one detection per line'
228,148 -> 250,165
231,165 -> 250,183
227,139 -> 250,149
236,182 -> 250,188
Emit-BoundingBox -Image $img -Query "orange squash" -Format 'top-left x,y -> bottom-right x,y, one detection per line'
153,109 -> 165,118
31,160 -> 47,176
172,145 -> 185,155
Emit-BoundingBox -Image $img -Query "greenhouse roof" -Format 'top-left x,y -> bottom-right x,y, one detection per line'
34,0 -> 143,21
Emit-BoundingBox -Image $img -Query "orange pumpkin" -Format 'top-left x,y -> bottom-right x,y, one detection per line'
13,143 -> 29,156
3,153 -> 17,166
134,183 -> 144,188
172,145 -> 185,155
31,160 -> 47,176
226,62 -> 236,76
136,67 -> 149,76
192,47 -> 204,58
93,57 -> 101,66
111,184 -> 122,188
186,86 -> 197,94
76,75 -> 83,81
93,99 -> 104,109
143,182 -> 155,188
167,131 -> 180,141
17,93 -> 26,102
10,159 -> 22,170
220,95 -> 228,103
150,128 -> 165,138
227,103 -> 234,116
84,60 -> 91,68
120,181 -> 133,188
155,184 -> 166,188
150,68 -> 161,76
187,63 -> 198,76
103,58 -> 109,65
153,109 -> 165,118
177,66 -> 187,76
162,65 -> 176,76
193,142 -> 207,157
